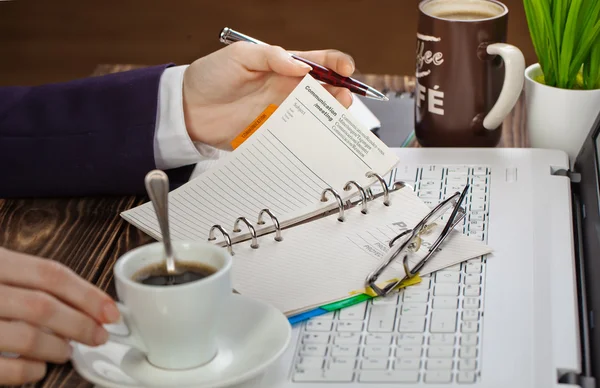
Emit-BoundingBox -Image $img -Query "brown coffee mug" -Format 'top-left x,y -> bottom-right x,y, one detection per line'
415,0 -> 525,147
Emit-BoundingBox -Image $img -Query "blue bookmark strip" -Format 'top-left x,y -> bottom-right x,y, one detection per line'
288,308 -> 328,325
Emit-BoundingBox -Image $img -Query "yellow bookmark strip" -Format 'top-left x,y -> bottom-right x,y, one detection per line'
350,275 -> 422,298
230,104 -> 278,150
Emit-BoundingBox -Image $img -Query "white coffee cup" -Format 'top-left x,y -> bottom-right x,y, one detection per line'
106,241 -> 232,370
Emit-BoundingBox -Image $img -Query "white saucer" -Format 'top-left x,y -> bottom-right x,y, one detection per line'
70,294 -> 291,388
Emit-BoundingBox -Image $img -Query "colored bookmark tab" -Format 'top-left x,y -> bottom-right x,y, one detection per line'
230,104 -> 278,149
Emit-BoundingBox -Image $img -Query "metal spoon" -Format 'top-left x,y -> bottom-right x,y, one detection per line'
144,169 -> 177,275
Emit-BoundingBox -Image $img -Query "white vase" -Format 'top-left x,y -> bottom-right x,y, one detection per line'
525,63 -> 600,166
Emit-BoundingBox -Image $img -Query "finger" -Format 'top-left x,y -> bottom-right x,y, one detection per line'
290,49 -> 355,77
0,356 -> 46,385
0,284 -> 109,347
322,85 -> 353,109
0,247 -> 119,324
0,320 -> 71,363
227,41 -> 312,76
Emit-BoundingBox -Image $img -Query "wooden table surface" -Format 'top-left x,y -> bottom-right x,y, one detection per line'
1,65 -> 528,388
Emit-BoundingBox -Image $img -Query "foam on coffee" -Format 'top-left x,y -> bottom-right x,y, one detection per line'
421,0 -> 506,21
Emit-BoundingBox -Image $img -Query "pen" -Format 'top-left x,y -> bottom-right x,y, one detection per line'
219,27 -> 389,102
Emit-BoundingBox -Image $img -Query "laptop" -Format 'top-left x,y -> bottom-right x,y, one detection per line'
254,110 -> 600,388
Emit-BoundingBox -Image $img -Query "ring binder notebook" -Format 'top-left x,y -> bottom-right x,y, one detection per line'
197,171 -> 487,320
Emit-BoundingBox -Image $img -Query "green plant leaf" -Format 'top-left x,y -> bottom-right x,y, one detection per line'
583,33 -> 600,89
569,19 -> 600,84
559,0 -> 584,88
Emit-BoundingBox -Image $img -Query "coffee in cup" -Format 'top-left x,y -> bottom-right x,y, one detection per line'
415,0 -> 525,147
132,261 -> 218,286
105,241 -> 232,370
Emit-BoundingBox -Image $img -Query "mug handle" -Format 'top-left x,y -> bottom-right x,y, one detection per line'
103,303 -> 148,353
482,43 -> 526,130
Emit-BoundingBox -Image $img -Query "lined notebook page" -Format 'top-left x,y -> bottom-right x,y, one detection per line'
229,187 -> 492,315
121,74 -> 399,242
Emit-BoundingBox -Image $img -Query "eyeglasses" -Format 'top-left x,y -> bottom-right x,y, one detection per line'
364,183 -> 470,297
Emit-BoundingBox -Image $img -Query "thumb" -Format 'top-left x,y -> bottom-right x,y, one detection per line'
228,41 -> 312,76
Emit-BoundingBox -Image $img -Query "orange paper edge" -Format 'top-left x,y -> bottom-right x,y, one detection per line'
230,104 -> 278,149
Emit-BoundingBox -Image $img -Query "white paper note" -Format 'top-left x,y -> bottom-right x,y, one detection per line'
121,74 -> 399,243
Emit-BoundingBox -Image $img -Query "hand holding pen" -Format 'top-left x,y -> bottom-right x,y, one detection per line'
219,27 -> 388,101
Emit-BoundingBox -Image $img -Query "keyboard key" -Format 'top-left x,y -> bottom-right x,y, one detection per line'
435,284 -> 460,296
331,345 -> 359,357
403,290 -> 430,303
401,303 -> 428,316
425,371 -> 453,383
436,271 -> 461,283
313,312 -> 335,320
464,285 -> 481,297
364,346 -> 390,357
471,231 -> 486,241
293,368 -> 354,382
470,211 -> 486,222
300,344 -> 327,356
419,189 -> 441,199
465,262 -> 482,273
368,305 -> 396,332
433,296 -> 458,309
469,220 -> 485,232
461,334 -> 479,346
361,358 -> 388,370
395,346 -> 423,358
412,277 -> 431,290
447,175 -> 469,184
398,316 -> 426,332
329,357 -> 356,372
472,166 -> 488,175
302,333 -> 330,344
420,180 -> 443,190
297,356 -> 325,369
429,334 -> 455,346
359,370 -> 419,383
306,320 -> 333,332
464,274 -> 481,285
398,333 -> 424,345
459,359 -> 477,371
337,321 -> 363,332
471,201 -> 486,212
458,371 -> 477,383
372,293 -> 399,304
428,346 -> 454,358
422,198 -> 439,207
461,321 -> 479,333
462,310 -> 480,321
339,303 -> 367,320
426,359 -> 453,370
463,297 -> 480,309
460,346 -> 478,358
430,311 -> 457,333
394,358 -> 421,370
395,165 -> 418,183
365,333 -> 392,345
333,333 -> 362,345
421,165 -> 443,180
446,166 -> 469,176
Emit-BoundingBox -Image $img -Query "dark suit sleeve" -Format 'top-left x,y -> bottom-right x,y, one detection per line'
0,64 -> 195,198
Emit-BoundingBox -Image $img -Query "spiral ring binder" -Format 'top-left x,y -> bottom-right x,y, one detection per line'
257,209 -> 283,242
366,171 -> 390,206
320,187 -> 345,222
233,217 -> 259,249
208,225 -> 234,255
364,184 -> 470,297
204,172 -> 434,262
343,180 -> 369,214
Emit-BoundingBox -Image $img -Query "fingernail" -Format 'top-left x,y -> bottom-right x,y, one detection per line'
95,327 -> 109,345
291,57 -> 312,70
103,302 -> 120,323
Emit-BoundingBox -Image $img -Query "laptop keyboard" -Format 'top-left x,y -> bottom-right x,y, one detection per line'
291,164 -> 490,384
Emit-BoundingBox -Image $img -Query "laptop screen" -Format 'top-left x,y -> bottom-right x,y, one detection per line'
573,109 -> 600,382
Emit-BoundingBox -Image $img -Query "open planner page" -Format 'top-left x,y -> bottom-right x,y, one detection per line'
121,74 -> 399,243
229,186 -> 493,315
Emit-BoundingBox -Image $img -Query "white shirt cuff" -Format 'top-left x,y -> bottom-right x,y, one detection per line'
154,65 -> 222,170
